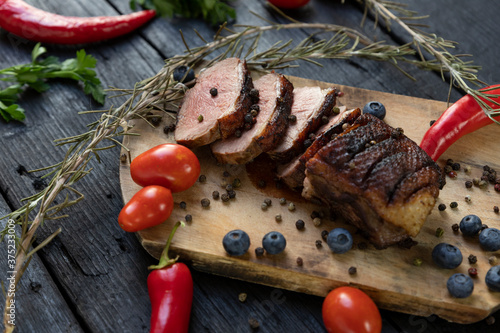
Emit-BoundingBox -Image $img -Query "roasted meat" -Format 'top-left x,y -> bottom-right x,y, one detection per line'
302,113 -> 445,248
268,86 -> 338,162
211,72 -> 293,164
277,107 -> 358,190
174,58 -> 253,147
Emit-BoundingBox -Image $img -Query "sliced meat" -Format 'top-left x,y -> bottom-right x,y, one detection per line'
302,113 -> 445,249
211,73 -> 293,164
174,58 -> 253,147
268,86 -> 338,162
277,107 -> 359,190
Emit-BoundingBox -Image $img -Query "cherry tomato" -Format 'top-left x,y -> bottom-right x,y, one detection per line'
130,143 -> 200,193
322,286 -> 382,333
118,185 -> 174,232
268,0 -> 310,9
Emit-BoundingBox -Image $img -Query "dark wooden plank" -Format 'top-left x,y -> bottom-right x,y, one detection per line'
0,198 -> 84,332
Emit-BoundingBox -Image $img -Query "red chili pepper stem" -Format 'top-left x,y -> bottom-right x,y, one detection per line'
149,221 -> 185,270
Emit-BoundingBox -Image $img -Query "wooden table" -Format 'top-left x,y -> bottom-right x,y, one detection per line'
1,0 -> 499,332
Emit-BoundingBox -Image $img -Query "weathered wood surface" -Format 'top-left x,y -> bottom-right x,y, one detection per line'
0,0 -> 499,332
121,75 -> 500,324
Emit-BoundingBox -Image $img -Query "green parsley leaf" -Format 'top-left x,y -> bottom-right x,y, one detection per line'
130,0 -> 236,25
0,43 -> 105,122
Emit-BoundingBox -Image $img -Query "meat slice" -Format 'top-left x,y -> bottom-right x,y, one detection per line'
174,58 -> 253,147
268,86 -> 338,162
302,113 -> 445,249
211,73 -> 293,164
277,107 -> 359,190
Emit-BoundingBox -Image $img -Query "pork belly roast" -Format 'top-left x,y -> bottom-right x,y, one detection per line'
211,72 -> 294,164
302,113 -> 445,248
278,106 -> 357,190
174,58 -> 253,147
268,86 -> 339,162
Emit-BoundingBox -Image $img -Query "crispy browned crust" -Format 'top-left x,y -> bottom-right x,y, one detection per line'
218,60 -> 254,139
303,113 -> 445,248
277,108 -> 361,190
254,75 -> 294,151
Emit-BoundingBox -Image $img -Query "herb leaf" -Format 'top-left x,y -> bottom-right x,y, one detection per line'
130,0 -> 236,25
0,43 -> 105,122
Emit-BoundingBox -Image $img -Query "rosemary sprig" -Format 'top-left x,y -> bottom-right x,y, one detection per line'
1,3 -> 497,330
357,0 -> 500,121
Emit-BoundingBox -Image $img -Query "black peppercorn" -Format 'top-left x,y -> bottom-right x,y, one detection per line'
250,104 -> 260,112
150,116 -> 162,127
321,230 -> 328,241
250,109 -> 258,117
199,174 -> 207,183
221,193 -> 230,202
296,219 -> 305,230
443,165 -> 453,174
227,190 -> 236,199
430,120 -> 436,126
452,223 -> 459,232
225,184 -> 233,192
438,203 -> 446,211
163,125 -> 170,135
279,197 -> 287,205
348,266 -> 357,275
185,214 -> 192,222
311,211 -> 320,219
446,158 -> 454,165
468,254 -> 477,264
244,113 -> 253,123
465,180 -> 473,188
296,257 -> 303,266
288,114 -> 297,123
451,162 -> 461,171
304,139 -> 312,148
484,165 -> 491,172
255,247 -> 264,257
179,201 -> 187,209
120,153 -> 127,164
201,198 -> 210,207
494,206 -> 499,213
315,240 -> 322,248
235,130 -> 242,138
212,191 -> 220,200
450,201 -> 458,208
210,87 -> 218,96
249,88 -> 259,101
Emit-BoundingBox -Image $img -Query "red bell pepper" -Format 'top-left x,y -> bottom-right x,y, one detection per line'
0,0 -> 156,44
420,85 -> 500,161
147,221 -> 193,333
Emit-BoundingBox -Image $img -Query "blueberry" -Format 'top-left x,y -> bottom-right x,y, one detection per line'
326,228 -> 353,254
459,214 -> 482,236
479,228 -> 500,251
431,243 -> 463,269
362,101 -> 386,120
447,273 -> 474,298
262,231 -> 286,255
222,230 -> 250,256
173,65 -> 195,83
485,266 -> 500,292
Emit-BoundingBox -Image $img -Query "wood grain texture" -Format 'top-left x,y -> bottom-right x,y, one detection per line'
121,75 -> 500,324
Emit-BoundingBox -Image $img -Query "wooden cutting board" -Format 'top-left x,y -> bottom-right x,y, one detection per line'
119,76 -> 500,324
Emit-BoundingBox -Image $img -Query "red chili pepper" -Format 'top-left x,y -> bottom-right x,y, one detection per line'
147,221 -> 193,333
420,85 -> 500,161
0,0 -> 156,44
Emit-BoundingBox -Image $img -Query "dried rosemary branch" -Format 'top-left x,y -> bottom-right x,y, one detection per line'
357,0 -> 500,121
0,3 -> 496,330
